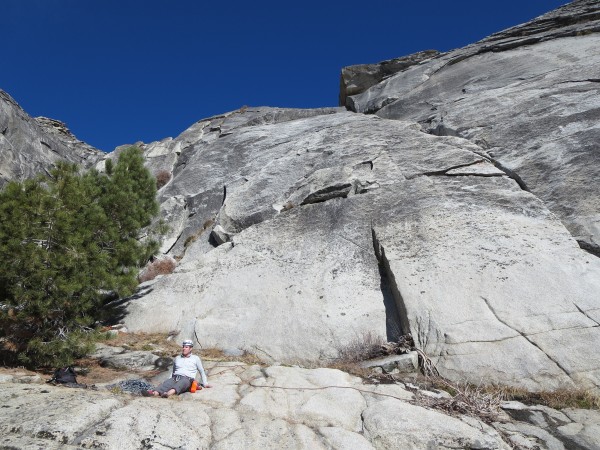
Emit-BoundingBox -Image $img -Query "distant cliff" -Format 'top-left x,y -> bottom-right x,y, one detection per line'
0,90 -> 102,186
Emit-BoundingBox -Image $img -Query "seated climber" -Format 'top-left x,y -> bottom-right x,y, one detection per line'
143,339 -> 212,398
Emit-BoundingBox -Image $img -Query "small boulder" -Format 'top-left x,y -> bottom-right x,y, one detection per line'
360,352 -> 419,374
211,225 -> 231,245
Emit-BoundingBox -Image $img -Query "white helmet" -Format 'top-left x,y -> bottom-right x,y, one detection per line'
182,339 -> 194,347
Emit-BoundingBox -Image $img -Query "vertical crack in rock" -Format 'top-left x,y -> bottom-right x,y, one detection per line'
481,297 -> 572,378
194,328 -> 203,348
371,225 -> 409,341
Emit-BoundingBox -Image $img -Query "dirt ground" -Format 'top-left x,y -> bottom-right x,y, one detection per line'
0,332 -> 264,385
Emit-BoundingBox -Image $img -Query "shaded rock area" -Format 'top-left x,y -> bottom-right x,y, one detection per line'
0,90 -> 103,186
1,359 -> 599,450
120,106 -> 600,392
346,0 -> 600,255
92,344 -> 173,372
339,49 -> 440,107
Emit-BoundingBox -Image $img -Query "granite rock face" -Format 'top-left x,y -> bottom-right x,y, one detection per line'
0,90 -> 103,186
346,0 -> 600,256
2,364 -> 599,450
120,106 -> 600,392
1,0 -> 599,394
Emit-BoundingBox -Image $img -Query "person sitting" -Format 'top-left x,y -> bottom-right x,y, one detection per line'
143,339 -> 212,398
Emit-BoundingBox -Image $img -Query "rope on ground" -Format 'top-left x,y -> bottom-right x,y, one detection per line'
243,381 -> 413,402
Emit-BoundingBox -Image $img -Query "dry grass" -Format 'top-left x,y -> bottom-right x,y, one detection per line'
504,386 -> 600,410
102,332 -> 264,365
413,377 -> 507,423
199,348 -> 265,366
138,257 -> 176,283
413,377 -> 600,424
326,360 -> 373,379
101,332 -> 181,355
154,170 -> 172,189
336,331 -> 386,363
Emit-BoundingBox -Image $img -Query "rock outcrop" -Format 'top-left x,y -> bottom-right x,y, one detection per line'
120,102 -> 600,392
345,0 -> 600,256
0,89 -> 103,186
114,0 -> 600,392
3,362 -> 598,450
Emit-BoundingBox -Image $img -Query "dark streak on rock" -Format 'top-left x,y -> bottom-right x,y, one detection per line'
577,239 -> 600,258
372,226 -> 410,340
300,183 -> 353,205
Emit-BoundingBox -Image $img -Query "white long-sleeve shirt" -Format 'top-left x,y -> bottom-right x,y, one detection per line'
171,353 -> 208,386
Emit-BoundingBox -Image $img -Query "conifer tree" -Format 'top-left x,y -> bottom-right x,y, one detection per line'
0,147 -> 159,367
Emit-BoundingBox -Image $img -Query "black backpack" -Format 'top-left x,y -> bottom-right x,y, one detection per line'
49,366 -> 78,384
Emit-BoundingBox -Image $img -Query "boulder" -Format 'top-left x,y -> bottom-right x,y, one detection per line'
93,344 -> 172,371
360,353 -> 419,373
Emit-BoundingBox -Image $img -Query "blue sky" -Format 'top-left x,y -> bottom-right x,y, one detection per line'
3,0 -> 568,152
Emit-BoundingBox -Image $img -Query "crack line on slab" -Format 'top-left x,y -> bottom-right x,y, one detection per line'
405,160 -> 486,179
523,324 -> 599,337
557,78 -> 600,85
573,302 -> 600,327
477,152 -> 531,191
481,297 -> 571,377
446,335 -> 520,345
416,117 -> 535,193
242,244 -> 313,267
337,234 -> 371,253
71,398 -> 128,446
246,381 -> 411,403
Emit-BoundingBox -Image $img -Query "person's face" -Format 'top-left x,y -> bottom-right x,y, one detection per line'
182,345 -> 192,356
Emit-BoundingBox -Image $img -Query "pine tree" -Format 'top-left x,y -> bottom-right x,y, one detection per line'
0,147 -> 159,367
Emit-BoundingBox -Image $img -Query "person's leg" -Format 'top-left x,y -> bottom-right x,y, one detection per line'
146,378 -> 176,396
162,377 -> 192,397
161,388 -> 177,398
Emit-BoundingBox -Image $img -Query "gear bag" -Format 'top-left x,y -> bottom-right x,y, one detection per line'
49,366 -> 78,384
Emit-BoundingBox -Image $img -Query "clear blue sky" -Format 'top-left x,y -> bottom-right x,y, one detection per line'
3,0 -> 568,152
